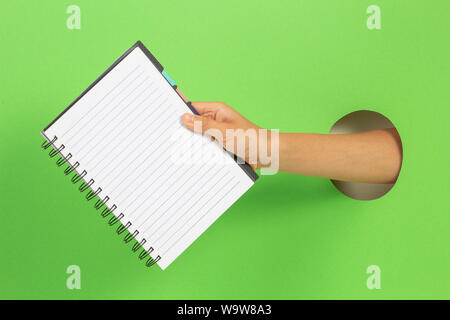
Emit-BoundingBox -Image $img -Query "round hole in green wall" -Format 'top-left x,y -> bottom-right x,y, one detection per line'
328,110 -> 403,201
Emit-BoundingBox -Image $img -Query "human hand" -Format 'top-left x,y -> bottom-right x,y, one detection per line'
181,102 -> 265,169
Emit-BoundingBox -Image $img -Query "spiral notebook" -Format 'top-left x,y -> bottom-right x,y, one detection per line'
41,41 -> 258,270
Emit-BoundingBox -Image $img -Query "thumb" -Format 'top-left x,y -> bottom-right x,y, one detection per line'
181,113 -> 227,139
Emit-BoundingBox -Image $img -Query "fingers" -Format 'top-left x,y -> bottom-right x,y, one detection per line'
181,113 -> 227,139
191,101 -> 227,115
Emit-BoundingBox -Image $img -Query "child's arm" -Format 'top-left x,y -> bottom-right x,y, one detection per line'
181,102 -> 402,184
275,129 -> 402,184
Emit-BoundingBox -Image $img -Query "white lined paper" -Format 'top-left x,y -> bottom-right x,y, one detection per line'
43,46 -> 255,269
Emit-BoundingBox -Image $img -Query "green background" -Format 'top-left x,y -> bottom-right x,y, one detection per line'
0,0 -> 449,299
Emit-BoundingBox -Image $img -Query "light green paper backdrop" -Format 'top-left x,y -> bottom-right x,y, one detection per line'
0,0 -> 448,299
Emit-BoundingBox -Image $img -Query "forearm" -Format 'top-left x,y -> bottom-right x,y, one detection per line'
264,128 -> 402,184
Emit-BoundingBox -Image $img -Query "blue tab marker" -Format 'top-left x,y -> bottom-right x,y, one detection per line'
162,70 -> 176,87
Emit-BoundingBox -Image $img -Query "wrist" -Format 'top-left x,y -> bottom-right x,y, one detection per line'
254,129 -> 281,173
